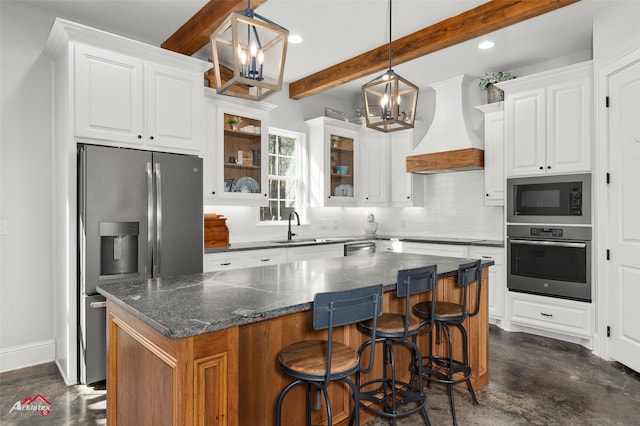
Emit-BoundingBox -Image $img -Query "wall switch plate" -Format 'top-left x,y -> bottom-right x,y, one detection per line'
0,219 -> 7,235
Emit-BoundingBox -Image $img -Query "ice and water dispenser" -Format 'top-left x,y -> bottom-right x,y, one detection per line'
99,222 -> 139,278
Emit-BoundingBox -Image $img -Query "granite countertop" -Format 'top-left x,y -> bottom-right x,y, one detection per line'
204,234 -> 503,254
98,252 -> 494,340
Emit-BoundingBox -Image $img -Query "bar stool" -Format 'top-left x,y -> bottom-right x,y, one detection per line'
412,259 -> 483,426
355,265 -> 438,426
275,284 -> 384,426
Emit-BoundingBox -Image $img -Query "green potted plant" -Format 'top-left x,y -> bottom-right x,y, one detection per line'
479,71 -> 515,103
227,116 -> 242,130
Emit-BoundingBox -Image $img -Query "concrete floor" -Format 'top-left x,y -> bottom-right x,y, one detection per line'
1,326 -> 639,425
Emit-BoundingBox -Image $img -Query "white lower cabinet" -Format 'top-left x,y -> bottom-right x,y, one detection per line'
205,244 -> 344,272
469,246 -> 505,324
204,248 -> 285,272
204,252 -> 248,272
286,244 -> 344,263
507,292 -> 593,341
244,249 -> 286,267
401,242 -> 469,258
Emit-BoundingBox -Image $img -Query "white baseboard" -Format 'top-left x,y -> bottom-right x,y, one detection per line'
0,339 -> 56,373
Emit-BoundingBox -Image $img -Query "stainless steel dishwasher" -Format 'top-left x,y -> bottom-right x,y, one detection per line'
344,241 -> 376,256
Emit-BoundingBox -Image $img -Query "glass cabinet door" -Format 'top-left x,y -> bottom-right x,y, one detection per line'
222,113 -> 262,195
329,133 -> 355,199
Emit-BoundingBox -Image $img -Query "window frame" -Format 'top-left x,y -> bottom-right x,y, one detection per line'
259,127 -> 307,224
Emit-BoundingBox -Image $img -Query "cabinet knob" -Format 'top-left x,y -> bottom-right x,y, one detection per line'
264,193 -> 267,197
486,193 -> 490,197
365,197 -> 369,200
138,135 -> 142,139
150,136 -> 154,140
539,166 -> 544,170
547,165 -> 551,169
407,196 -> 410,199
212,191 -> 216,195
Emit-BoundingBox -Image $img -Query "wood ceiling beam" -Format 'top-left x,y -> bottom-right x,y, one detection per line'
288,0 -> 580,100
162,0 -> 268,56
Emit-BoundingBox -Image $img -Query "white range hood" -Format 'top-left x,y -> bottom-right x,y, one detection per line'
407,74 -> 484,173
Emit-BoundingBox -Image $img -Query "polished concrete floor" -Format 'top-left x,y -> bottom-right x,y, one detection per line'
1,326 -> 639,425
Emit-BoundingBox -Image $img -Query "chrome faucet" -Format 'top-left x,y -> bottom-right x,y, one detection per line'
287,211 -> 300,241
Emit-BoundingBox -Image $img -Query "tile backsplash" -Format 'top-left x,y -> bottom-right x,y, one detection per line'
205,170 -> 504,243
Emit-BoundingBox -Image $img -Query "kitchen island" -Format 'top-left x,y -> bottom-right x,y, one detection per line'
98,252 -> 492,425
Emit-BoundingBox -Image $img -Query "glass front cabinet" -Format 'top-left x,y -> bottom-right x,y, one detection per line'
307,117 -> 361,207
204,93 -> 274,205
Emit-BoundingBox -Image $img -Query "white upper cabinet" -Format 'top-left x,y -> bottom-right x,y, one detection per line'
74,43 -> 207,154
475,103 -> 504,206
360,126 -> 389,207
307,117 -> 361,207
500,61 -> 593,177
204,92 -> 274,206
389,123 -> 427,207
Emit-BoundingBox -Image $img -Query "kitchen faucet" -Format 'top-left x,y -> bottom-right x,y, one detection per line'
287,211 -> 300,241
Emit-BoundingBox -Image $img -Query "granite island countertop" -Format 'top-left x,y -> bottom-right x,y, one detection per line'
98,252 -> 493,340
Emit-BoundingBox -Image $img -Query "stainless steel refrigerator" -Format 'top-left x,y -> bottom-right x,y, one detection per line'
78,144 -> 203,384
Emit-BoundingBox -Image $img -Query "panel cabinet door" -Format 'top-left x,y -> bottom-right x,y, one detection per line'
145,63 -> 203,152
361,128 -> 389,206
546,74 -> 592,174
75,44 -> 144,144
505,87 -> 546,177
480,106 -> 504,206
469,246 -> 505,322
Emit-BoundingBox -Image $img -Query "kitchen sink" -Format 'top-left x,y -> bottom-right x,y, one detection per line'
271,237 -> 353,244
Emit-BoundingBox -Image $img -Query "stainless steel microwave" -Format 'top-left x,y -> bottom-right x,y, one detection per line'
507,173 -> 591,224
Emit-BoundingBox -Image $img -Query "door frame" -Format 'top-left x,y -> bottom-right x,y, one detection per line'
594,46 -> 640,361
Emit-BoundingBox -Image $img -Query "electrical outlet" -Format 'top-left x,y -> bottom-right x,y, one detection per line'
333,219 -> 339,229
0,219 -> 7,236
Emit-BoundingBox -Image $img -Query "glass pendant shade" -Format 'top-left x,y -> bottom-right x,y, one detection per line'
210,10 -> 288,101
363,69 -> 418,132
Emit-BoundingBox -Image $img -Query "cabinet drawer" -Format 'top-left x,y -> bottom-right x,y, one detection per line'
401,242 -> 468,258
204,253 -> 245,272
509,293 -> 592,337
245,249 -> 285,267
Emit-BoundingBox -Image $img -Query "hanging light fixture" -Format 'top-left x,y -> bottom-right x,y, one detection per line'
362,0 -> 418,132
210,0 -> 288,101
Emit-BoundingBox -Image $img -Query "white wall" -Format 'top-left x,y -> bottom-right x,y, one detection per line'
593,1 -> 640,68
0,1 -> 57,372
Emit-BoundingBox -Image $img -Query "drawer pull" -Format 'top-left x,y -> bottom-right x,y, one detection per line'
260,258 -> 271,262
220,262 -> 231,266
540,312 -> 553,317
481,256 -> 493,259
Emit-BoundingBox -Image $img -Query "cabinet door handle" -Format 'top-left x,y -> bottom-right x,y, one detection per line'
540,312 -> 553,317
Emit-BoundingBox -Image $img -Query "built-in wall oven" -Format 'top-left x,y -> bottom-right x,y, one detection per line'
506,173 -> 592,302
507,225 -> 592,302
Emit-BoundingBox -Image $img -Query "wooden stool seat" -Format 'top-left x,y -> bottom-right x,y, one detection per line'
414,300 -> 463,318
278,340 -> 359,376
358,313 -> 420,335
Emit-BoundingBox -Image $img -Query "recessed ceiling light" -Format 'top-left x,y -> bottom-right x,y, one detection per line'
478,40 -> 495,50
288,34 -> 303,44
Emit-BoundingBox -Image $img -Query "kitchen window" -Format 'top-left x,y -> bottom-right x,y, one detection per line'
260,128 -> 306,222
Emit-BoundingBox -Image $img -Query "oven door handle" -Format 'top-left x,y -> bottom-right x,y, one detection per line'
509,239 -> 586,249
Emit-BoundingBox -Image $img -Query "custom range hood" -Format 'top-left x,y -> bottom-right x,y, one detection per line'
407,74 -> 484,174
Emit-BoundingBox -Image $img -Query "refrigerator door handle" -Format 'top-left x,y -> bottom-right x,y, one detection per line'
154,162 -> 162,277
146,162 -> 154,278
90,301 -> 107,309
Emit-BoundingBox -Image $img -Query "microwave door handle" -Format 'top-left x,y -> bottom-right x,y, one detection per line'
509,239 -> 586,249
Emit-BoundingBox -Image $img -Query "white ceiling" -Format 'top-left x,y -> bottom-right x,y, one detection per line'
20,0 -> 616,99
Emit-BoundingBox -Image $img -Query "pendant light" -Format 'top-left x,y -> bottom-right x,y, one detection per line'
362,0 -> 418,132
210,0 -> 289,101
